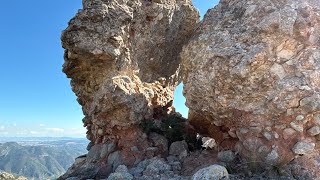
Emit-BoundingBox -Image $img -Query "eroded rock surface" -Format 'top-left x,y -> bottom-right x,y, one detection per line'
60,0 -> 199,179
61,0 -> 320,179
182,0 -> 320,177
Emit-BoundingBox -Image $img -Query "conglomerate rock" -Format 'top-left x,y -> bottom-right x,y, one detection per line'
60,0 -> 199,179
61,0 -> 320,179
181,0 -> 320,177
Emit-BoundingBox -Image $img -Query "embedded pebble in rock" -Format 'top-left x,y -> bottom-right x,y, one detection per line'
283,128 -> 296,140
263,132 -> 273,141
307,126 -> 320,136
314,114 -> 320,125
292,141 -> 316,155
265,148 -> 280,166
290,122 -> 304,133
296,115 -> 304,121
97,129 -> 104,136
192,165 -> 229,180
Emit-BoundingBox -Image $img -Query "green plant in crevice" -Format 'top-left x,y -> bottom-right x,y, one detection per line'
140,114 -> 202,151
160,115 -> 186,143
140,120 -> 159,135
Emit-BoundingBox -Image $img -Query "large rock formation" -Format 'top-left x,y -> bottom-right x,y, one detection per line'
60,0 -> 199,179
182,0 -> 320,177
61,0 -> 320,179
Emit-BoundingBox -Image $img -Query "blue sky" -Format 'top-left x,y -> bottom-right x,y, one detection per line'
0,0 -> 218,137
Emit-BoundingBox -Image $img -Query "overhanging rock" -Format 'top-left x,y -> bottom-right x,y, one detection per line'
60,0 -> 199,179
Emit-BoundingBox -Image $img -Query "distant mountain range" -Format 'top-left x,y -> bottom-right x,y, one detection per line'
0,137 -> 88,180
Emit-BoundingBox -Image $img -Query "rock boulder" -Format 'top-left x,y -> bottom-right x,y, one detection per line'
181,0 -> 320,172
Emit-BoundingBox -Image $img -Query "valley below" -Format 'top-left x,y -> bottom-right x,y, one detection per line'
0,137 -> 88,180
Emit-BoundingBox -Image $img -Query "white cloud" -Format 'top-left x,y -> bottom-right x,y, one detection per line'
0,125 -> 86,137
30,131 -> 39,134
71,128 -> 85,133
63,128 -> 86,137
46,128 -> 65,133
0,126 -> 5,131
0,132 -> 9,135
16,131 -> 28,135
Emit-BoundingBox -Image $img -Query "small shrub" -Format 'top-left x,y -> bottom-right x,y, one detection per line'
140,114 -> 201,150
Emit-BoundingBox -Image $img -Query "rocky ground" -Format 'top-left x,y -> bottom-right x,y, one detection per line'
62,136 -> 316,180
59,0 -> 320,179
0,172 -> 27,180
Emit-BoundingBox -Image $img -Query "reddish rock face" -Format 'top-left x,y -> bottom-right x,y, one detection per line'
182,0 -> 320,176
